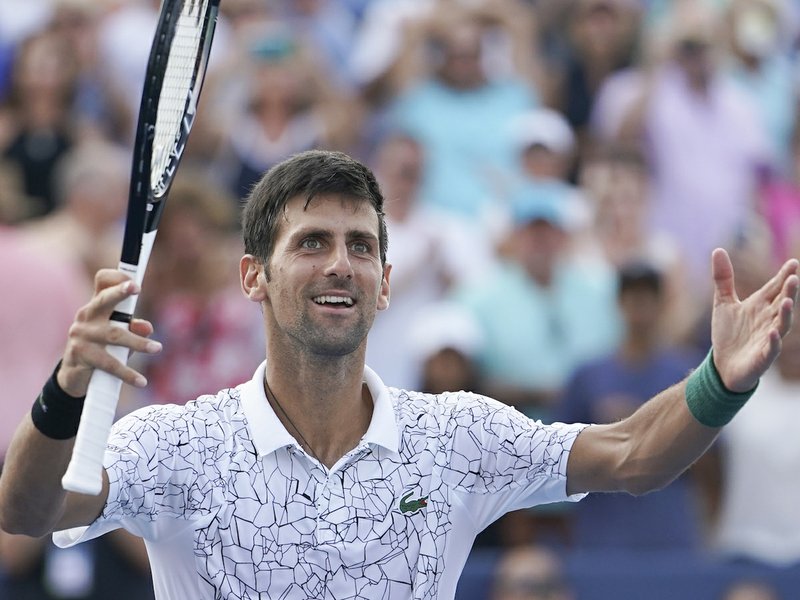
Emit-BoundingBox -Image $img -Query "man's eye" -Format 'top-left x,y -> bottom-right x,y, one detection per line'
351,241 -> 370,253
301,238 -> 321,249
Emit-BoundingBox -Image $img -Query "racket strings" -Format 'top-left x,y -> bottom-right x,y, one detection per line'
151,0 -> 209,195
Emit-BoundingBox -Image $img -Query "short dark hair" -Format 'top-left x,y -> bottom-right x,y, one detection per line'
618,261 -> 663,296
242,150 -> 388,271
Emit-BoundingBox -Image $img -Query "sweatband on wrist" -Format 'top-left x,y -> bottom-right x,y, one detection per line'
685,349 -> 757,428
31,362 -> 85,440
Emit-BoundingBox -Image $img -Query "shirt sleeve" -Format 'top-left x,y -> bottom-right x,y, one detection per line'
442,394 -> 588,532
54,403 -> 202,548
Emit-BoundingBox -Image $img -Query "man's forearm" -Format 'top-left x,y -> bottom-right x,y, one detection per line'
567,379 -> 722,496
0,416 -> 74,536
613,380 -> 721,495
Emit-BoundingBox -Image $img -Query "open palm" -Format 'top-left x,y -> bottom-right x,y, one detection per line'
710,248 -> 799,393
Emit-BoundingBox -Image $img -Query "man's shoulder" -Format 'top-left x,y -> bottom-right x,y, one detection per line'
119,387 -> 246,433
389,387 -> 514,426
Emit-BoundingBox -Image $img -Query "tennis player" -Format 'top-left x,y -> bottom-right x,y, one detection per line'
1,150 -> 797,600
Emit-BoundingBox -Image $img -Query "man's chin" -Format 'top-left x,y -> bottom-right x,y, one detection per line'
305,331 -> 369,358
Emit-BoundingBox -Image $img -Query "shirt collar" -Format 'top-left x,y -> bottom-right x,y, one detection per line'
239,361 -> 400,459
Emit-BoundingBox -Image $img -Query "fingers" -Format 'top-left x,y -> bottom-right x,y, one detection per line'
775,274 -> 798,338
59,275 -> 160,396
129,318 -> 154,338
92,268 -> 133,295
62,317 -> 162,391
81,278 -> 140,322
761,257 -> 800,304
712,248 -> 738,305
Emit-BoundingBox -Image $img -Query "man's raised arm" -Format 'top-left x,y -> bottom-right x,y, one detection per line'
0,270 -> 161,537
567,249 -> 799,496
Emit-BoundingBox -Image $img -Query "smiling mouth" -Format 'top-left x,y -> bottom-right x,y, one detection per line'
312,295 -> 355,307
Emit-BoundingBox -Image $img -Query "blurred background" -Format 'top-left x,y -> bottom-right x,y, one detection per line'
1,0 -> 799,598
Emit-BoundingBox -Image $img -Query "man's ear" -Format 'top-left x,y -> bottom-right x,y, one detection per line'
240,254 -> 268,302
377,263 -> 391,311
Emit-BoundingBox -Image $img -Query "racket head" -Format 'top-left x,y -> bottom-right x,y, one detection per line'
121,0 -> 220,266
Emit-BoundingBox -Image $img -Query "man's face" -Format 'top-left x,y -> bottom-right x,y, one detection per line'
618,284 -> 663,333
249,194 -> 390,358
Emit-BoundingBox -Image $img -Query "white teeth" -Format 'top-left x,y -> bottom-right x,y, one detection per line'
313,295 -> 354,306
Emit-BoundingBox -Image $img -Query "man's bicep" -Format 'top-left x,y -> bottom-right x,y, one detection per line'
565,423 -> 629,496
57,468 -> 109,530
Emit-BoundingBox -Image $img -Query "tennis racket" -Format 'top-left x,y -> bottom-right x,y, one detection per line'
62,0 -> 220,495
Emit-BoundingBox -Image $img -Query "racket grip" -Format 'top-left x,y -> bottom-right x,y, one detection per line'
61,340 -> 130,495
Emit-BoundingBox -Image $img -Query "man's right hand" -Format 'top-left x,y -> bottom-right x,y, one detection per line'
58,269 -> 162,397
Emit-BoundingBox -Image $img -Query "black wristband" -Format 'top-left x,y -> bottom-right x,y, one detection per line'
31,362 -> 85,440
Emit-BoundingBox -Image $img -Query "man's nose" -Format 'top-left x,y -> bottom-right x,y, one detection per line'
323,242 -> 354,279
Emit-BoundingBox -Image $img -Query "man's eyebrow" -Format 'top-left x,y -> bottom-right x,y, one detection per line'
288,228 -> 379,242
347,229 -> 379,242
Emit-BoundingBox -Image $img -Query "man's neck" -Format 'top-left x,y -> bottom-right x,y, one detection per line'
264,352 -> 374,468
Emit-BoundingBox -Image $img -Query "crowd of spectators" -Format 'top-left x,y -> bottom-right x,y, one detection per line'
1,0 -> 800,598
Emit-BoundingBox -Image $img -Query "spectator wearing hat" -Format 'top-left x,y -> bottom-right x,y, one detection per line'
452,185 -> 621,417
454,194 -> 601,548
406,301 -> 485,397
500,108 -> 595,260
555,261 -> 706,550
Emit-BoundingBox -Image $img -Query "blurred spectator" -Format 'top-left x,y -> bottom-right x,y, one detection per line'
365,132 -> 494,389
591,2 -> 773,295
0,160 -> 37,224
218,0 -> 276,37
135,172 -> 264,406
0,29 -> 77,216
724,0 -> 797,169
713,302 -> 800,567
0,530 -> 154,600
273,0 -> 359,91
407,301 -> 485,395
211,23 -> 359,199
548,0 -> 642,162
95,0 -> 160,119
0,234 -> 83,462
491,545 -> 574,600
453,184 -> 621,416
579,144 -> 701,345
0,173 -> 150,600
515,107 -> 577,183
349,0 -> 437,106
722,579 -> 781,600
20,140 -> 128,289
385,1 -> 541,220
0,140 -> 84,455
50,0 -> 133,143
556,262 -> 706,550
758,114 -> 800,266
498,107 -> 593,251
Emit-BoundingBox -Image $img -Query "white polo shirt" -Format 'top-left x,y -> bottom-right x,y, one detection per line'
54,362 -> 587,599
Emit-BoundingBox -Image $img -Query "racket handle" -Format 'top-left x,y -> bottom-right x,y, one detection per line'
62,334 -> 130,496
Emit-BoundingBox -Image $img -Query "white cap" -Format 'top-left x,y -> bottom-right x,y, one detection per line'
408,302 -> 484,362
511,108 -> 575,155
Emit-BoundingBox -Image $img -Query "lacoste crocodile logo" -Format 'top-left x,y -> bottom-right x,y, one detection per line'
399,491 -> 428,514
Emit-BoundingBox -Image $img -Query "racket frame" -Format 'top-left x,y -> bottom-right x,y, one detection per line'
62,0 -> 220,496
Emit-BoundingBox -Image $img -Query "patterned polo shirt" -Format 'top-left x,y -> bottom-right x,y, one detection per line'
54,362 -> 587,599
